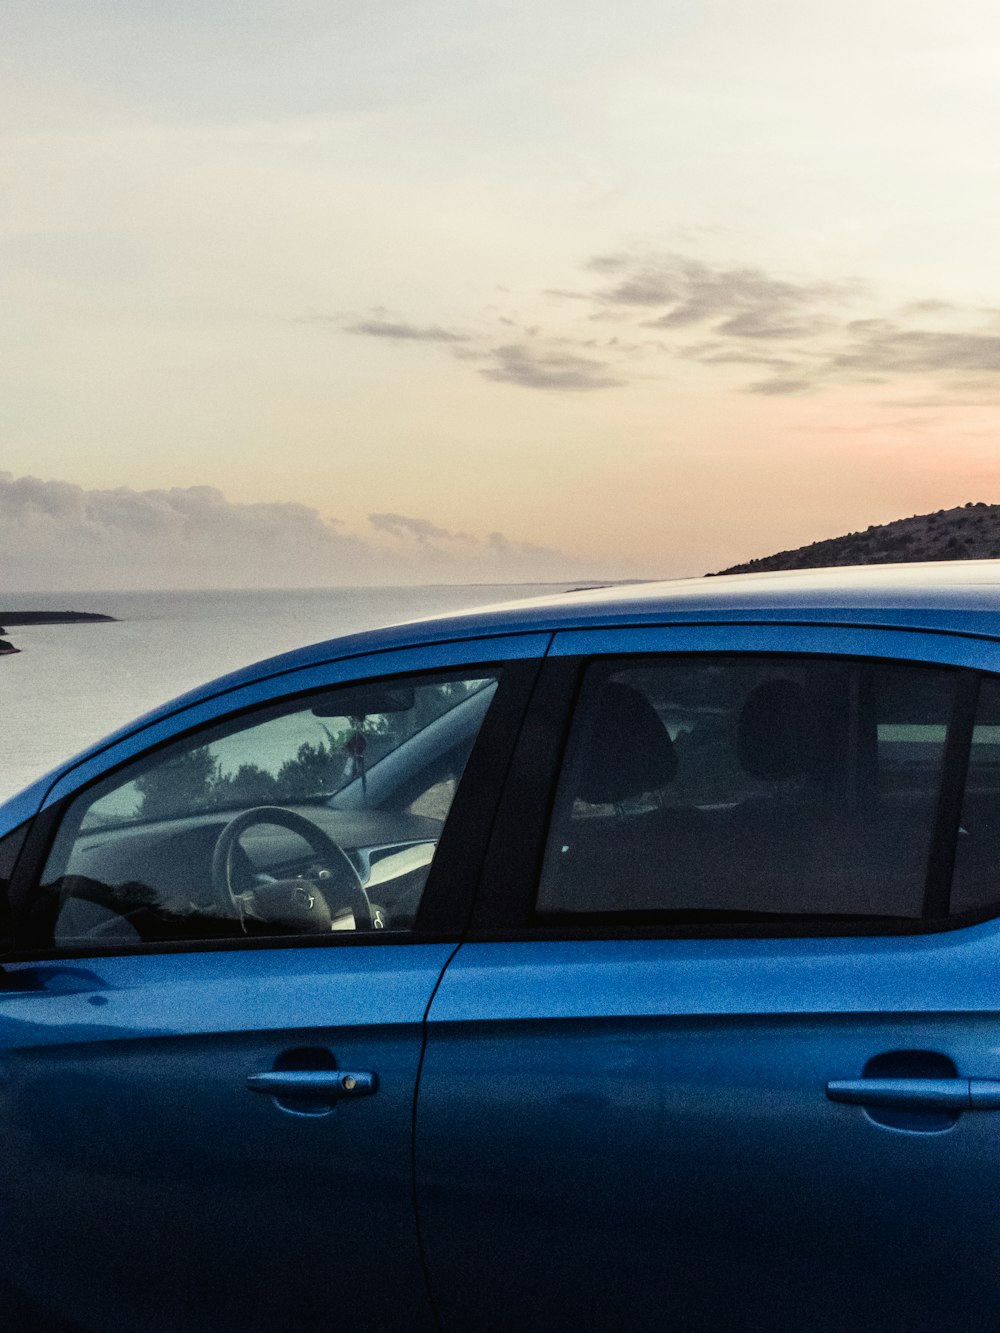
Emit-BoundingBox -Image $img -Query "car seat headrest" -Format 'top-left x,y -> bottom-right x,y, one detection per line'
737,678 -> 828,782
575,681 -> 678,805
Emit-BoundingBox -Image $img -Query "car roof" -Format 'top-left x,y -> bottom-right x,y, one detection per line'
140,558 -> 1000,711
5,559 -> 1000,834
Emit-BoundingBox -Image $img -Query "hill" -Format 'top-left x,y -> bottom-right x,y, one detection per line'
713,503 -> 1000,575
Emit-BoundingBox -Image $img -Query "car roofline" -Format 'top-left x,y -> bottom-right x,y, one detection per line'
4,559 -> 1000,838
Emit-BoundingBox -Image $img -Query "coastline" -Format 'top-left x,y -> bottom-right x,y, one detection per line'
0,611 -> 117,625
0,609 -> 117,656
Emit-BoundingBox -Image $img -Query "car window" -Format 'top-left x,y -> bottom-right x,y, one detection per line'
537,655 -> 958,921
952,675 -> 1000,915
30,670 -> 499,948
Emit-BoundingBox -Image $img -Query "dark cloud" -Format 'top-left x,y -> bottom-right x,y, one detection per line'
479,343 -> 623,391
345,319 -> 469,343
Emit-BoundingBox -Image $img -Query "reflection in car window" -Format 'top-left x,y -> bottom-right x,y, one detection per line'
537,656 -> 957,921
82,677 -> 492,828
32,671 -> 499,948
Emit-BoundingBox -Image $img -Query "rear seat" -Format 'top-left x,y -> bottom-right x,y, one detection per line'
545,676 -> 937,919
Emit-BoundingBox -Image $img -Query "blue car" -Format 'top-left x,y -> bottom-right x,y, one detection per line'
4,561 -> 1000,1331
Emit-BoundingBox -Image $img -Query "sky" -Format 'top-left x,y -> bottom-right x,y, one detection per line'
3,0 -> 1000,589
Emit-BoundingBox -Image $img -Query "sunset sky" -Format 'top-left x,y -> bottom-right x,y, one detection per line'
3,0 -> 1000,588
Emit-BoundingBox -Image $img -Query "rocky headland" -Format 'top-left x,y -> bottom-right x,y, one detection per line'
0,609 -> 117,655
712,503 -> 1000,574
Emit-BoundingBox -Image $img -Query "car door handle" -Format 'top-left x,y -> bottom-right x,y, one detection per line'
246,1070 -> 378,1099
826,1078 -> 970,1110
826,1077 -> 1000,1111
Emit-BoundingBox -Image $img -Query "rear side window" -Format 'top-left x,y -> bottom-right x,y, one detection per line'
537,656 -> 958,921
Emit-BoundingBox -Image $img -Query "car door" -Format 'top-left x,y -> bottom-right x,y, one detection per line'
416,623 -> 1000,1333
0,634 -> 546,1333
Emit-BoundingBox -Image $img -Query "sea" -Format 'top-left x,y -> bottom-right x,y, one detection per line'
0,584 -> 581,802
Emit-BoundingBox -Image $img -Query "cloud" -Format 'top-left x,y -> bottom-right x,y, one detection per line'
368,512 -> 473,543
583,254 -> 629,274
829,324 -> 1000,376
591,254 -> 860,336
903,300 -> 960,316
587,251 -> 1000,398
0,472 -> 582,590
688,346 -> 796,370
486,530 -> 565,561
334,308 -> 628,393
318,248 -> 1000,400
344,318 -> 469,343
601,269 -> 682,308
743,377 -> 814,396
478,343 -> 624,391
742,317 -> 1000,396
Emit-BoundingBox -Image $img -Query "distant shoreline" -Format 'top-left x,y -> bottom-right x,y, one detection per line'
0,610 -> 118,625
1,609 -> 117,654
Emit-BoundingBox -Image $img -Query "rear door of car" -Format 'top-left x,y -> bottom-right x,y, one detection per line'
0,633 -> 547,1333
416,622 -> 1000,1333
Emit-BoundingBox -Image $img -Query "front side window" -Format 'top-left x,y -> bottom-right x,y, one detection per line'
538,656 -> 957,921
31,670 -> 499,947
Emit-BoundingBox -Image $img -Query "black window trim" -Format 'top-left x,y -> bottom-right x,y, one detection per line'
470,650 -> 992,940
4,656 -> 544,962
923,667 -> 980,918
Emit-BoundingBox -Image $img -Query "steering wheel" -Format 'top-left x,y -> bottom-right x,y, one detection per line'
211,806 -> 374,931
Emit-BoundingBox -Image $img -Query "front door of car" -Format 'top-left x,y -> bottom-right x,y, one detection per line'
415,626 -> 1000,1332
0,636 -> 546,1333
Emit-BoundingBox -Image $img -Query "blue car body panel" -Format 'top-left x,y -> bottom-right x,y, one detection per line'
0,944 -> 453,1332
550,620 -> 1000,669
6,562 -> 1000,1329
419,928 -> 1000,1331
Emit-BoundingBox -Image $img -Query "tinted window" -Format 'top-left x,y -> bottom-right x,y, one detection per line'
953,676 -> 1000,915
32,671 -> 499,948
537,656 -> 956,920
0,822 -> 28,884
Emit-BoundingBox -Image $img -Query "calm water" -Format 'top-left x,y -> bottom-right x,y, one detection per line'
0,584 -> 578,800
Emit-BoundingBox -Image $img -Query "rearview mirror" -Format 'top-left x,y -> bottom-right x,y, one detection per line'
311,684 -> 416,717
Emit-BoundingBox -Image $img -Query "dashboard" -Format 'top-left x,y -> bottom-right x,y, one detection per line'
50,803 -> 446,944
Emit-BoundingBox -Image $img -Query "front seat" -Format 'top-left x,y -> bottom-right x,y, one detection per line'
541,681 -> 688,913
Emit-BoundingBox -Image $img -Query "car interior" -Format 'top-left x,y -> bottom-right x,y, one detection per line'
538,657 -> 992,921
28,675 -> 500,947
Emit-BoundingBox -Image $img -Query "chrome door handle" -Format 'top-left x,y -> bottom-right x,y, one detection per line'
827,1077 -> 1000,1111
247,1070 -> 377,1098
